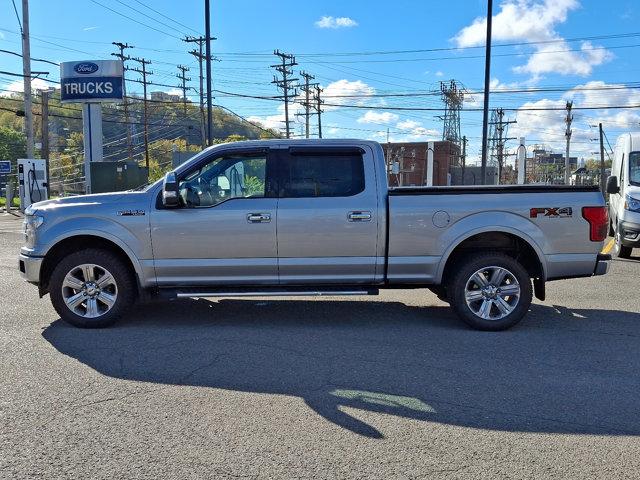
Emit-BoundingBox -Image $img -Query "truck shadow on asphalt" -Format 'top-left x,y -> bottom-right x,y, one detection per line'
42,298 -> 640,439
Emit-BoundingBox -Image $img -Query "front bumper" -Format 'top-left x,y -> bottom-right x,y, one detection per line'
19,254 -> 43,284
594,253 -> 611,276
619,220 -> 640,247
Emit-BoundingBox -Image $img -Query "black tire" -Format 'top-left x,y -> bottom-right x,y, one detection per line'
49,248 -> 136,328
447,252 -> 533,331
614,226 -> 633,259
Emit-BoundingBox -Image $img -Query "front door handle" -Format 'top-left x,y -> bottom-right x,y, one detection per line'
247,212 -> 272,223
348,211 -> 372,222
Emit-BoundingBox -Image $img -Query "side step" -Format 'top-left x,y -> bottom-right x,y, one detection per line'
176,289 -> 376,299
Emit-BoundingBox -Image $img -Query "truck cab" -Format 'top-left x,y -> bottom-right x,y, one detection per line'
607,132 -> 640,258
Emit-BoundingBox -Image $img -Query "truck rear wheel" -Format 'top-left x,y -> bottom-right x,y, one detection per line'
448,253 -> 532,331
49,249 -> 136,328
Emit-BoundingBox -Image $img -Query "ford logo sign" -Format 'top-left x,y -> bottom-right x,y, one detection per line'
74,62 -> 99,74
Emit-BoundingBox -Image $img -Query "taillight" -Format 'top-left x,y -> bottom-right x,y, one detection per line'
582,206 -> 608,242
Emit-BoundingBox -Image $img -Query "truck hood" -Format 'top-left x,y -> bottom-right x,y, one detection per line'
28,191 -> 139,213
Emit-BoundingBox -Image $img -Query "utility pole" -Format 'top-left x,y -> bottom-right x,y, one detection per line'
111,42 -> 134,160
176,65 -> 191,115
564,100 -> 573,184
480,0 -> 493,184
271,50 -> 298,139
299,71 -> 315,139
599,123 -> 606,194
185,36 -> 211,148
488,108 -> 516,184
204,0 -> 213,146
21,0 -> 34,158
461,135 -> 467,184
313,85 -> 323,139
127,57 -> 152,168
40,88 -> 52,185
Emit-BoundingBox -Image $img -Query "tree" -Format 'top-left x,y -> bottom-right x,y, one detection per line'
0,126 -> 26,164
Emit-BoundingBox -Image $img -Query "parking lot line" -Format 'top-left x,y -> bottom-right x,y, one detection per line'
601,238 -> 615,254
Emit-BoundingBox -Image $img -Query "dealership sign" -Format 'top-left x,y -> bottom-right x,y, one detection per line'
60,60 -> 124,103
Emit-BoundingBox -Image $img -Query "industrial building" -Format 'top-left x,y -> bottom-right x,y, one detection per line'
383,140 -> 462,187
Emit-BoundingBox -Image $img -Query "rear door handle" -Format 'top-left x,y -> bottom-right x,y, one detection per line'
247,213 -> 271,223
348,211 -> 372,222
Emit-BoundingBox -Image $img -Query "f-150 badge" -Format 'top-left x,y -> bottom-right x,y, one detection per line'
529,207 -> 573,218
117,209 -> 146,216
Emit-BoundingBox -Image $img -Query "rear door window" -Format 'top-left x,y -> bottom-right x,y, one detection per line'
279,153 -> 365,198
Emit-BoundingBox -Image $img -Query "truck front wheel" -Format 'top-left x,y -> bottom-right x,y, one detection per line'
448,253 -> 532,331
49,248 -> 136,328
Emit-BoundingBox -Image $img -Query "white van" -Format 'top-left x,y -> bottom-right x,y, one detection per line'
607,132 -> 640,258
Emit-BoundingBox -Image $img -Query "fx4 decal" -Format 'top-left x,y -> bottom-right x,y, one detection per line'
530,207 -> 573,218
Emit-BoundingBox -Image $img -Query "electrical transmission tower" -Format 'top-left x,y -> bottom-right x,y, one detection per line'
299,71 -> 317,139
111,42 -> 134,160
271,50 -> 298,139
440,80 -> 465,144
488,108 -> 517,184
126,57 -> 152,168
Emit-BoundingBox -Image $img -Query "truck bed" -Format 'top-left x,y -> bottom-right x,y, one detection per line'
389,185 -> 601,195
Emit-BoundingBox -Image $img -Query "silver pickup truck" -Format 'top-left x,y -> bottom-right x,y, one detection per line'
19,139 -> 610,330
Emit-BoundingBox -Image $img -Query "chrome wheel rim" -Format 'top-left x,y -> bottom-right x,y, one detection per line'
464,266 -> 520,321
61,264 -> 118,319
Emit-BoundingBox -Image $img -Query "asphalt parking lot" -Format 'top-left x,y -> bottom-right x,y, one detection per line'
2,212 -> 640,479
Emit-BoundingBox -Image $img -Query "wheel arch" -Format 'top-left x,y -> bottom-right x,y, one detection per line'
437,228 -> 546,295
39,233 -> 142,296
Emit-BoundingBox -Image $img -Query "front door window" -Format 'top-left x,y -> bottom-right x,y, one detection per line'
179,154 -> 267,207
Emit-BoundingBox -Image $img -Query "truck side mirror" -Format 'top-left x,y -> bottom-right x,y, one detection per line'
606,175 -> 620,195
162,172 -> 180,207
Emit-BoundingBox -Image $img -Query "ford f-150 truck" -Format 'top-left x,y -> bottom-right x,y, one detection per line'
19,139 -> 611,330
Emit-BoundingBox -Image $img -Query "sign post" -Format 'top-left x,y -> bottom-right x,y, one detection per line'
60,60 -> 123,194
0,161 -> 10,211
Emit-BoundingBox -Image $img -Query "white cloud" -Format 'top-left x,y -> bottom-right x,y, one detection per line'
164,88 -> 184,98
322,79 -> 376,111
435,71 -> 444,77
82,26 -> 99,31
513,41 -> 612,76
357,111 -> 399,124
315,16 -> 358,29
0,78 -> 53,97
454,0 -> 578,47
395,119 -> 440,141
453,0 -> 610,77
511,81 -> 640,158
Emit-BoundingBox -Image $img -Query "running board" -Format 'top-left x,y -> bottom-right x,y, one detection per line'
176,290 -> 375,298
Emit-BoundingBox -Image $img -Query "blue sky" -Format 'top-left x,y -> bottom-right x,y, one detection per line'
1,0 -> 639,164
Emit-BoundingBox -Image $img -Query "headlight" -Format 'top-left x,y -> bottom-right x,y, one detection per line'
23,215 -> 44,248
624,195 -> 640,213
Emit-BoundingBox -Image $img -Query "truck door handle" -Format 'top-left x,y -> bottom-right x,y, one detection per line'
247,213 -> 271,223
348,211 -> 372,222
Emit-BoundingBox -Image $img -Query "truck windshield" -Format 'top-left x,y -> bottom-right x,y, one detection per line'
630,152 -> 640,186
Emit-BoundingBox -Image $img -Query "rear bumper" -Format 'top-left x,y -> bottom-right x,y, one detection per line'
619,220 -> 640,247
594,253 -> 611,276
19,254 -> 42,284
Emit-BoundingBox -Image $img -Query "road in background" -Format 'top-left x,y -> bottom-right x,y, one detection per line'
1,213 -> 639,479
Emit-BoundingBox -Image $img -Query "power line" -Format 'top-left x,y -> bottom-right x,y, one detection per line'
131,0 -> 201,35
88,0 -> 183,40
